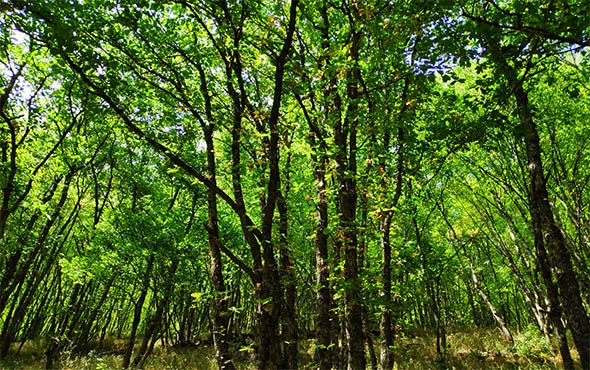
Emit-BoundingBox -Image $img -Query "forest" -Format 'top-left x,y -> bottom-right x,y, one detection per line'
1,0 -> 590,369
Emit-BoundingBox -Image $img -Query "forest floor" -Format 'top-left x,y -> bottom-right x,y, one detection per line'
0,328 -> 571,369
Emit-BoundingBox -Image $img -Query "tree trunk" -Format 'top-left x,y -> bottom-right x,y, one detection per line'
379,217 -> 395,370
131,260 -> 178,368
312,151 -> 334,370
467,253 -> 513,342
378,114 -> 405,370
414,217 -> 446,358
0,170 -> 76,357
440,207 -> 514,342
122,256 -> 154,369
77,276 -> 116,352
278,162 -> 298,370
512,78 -> 590,370
336,4 -> 365,368
257,2 -> 299,368
199,63 -> 237,369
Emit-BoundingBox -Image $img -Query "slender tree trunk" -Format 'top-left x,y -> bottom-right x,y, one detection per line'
46,281 -> 89,370
529,178 -> 574,369
379,216 -> 395,370
440,207 -> 514,342
0,175 -> 65,318
0,170 -> 76,357
131,260 -> 178,368
131,305 -> 163,369
511,78 -> 590,370
0,64 -> 26,241
205,201 -> 235,370
311,151 -> 334,370
0,216 -> 37,321
19,270 -> 58,351
363,306 -> 378,370
496,236 -> 550,337
198,62 -> 237,370
413,217 -> 446,358
122,256 -> 154,369
378,114 -> 406,370
78,276 -> 116,352
304,4 -> 339,369
339,86 -> 365,370
334,4 -> 365,368
45,285 -> 79,370
256,2 -> 299,368
278,153 -> 298,370
467,254 -> 513,342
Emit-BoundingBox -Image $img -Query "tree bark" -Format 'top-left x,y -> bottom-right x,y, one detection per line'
122,256 -> 154,369
197,61 -> 237,370
0,169 -> 76,357
468,253 -> 513,342
413,217 -> 446,358
379,75 -> 408,369
255,1 -> 299,368
310,148 -> 334,370
278,152 -> 298,369
379,217 -> 395,370
512,78 -> 590,370
333,4 -> 365,369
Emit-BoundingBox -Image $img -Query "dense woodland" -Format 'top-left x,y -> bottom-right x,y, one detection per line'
1,0 -> 590,369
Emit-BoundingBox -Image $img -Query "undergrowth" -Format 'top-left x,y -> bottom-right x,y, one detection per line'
0,328 -> 572,369
395,326 -> 565,369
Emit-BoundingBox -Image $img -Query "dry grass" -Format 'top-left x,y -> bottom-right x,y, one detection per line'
0,328 -> 571,369
0,341 -> 226,370
394,327 -> 566,370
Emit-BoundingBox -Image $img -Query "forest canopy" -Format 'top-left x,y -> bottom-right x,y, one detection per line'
1,0 -> 590,369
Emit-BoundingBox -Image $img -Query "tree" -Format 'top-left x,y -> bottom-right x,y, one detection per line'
458,5 -> 590,364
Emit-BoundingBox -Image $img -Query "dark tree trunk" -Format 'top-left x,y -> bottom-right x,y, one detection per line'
413,217 -> 446,358
131,260 -> 178,368
0,64 -> 27,241
303,3 -> 340,369
378,115 -> 405,370
338,72 -> 366,370
254,4 -> 297,370
511,78 -> 590,370
0,174 -> 66,318
312,152 -> 333,370
122,256 -> 154,369
0,170 -> 76,357
46,282 -> 87,370
278,156 -> 298,370
333,4 -> 365,369
77,276 -> 116,352
379,217 -> 395,370
0,216 -> 37,322
205,192 -> 235,370
130,311 -> 160,369
255,2 -> 299,368
198,61 -> 237,370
